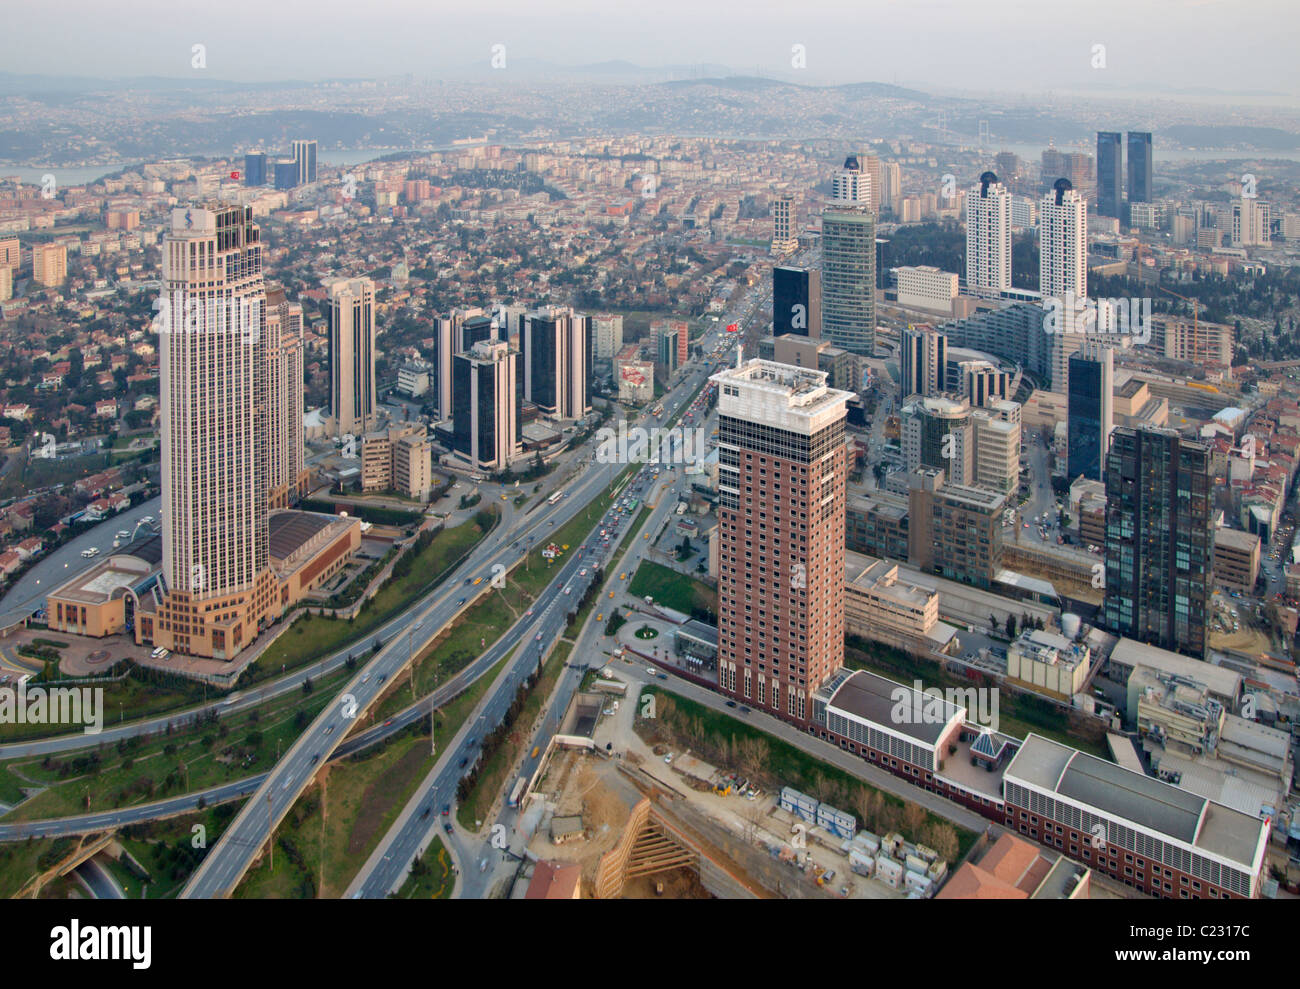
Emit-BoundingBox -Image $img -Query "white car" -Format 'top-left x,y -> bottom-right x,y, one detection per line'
81,547 -> 99,558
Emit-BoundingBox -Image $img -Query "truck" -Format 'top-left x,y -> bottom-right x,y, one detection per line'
508,777 -> 527,808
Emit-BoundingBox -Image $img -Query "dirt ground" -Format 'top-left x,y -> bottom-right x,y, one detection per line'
622,866 -> 714,899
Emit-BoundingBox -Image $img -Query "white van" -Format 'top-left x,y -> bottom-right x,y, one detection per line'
151,647 -> 170,660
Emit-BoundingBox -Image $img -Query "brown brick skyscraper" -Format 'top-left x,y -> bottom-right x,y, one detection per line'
711,360 -> 853,727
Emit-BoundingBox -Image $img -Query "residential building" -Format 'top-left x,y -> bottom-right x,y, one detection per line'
899,323 -> 947,401
711,360 -> 853,727
1040,180 -> 1087,301
965,172 -> 1012,293
906,467 -> 1006,589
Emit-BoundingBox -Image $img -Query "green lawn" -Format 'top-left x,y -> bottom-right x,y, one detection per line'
395,837 -> 455,898
1,667 -> 350,822
628,560 -> 716,617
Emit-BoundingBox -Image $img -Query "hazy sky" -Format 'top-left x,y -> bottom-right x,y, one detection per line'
4,0 -> 1297,96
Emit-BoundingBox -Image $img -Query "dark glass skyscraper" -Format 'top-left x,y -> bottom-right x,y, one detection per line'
244,153 -> 268,188
1067,343 -> 1113,481
1127,132 -> 1153,209
772,266 -> 820,338
1102,426 -> 1212,659
1096,132 -> 1123,219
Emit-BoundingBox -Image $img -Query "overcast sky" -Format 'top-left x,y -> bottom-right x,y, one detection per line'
3,0 -> 1296,96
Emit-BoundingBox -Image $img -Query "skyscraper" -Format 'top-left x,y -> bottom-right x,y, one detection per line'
1067,341 -> 1113,482
1127,132 -> 1152,209
523,306 -> 590,419
158,205 -> 274,659
452,340 -> 520,472
244,152 -> 268,188
771,193 -> 798,254
820,204 -> 876,356
328,277 -> 377,438
772,266 -> 821,338
265,285 -> 307,507
831,155 -> 871,205
1096,132 -> 1123,220
291,139 -> 317,185
1039,179 -> 1087,301
965,171 -> 1012,293
433,316 -> 455,422
899,323 -> 946,400
711,360 -> 853,727
1103,426 -> 1213,659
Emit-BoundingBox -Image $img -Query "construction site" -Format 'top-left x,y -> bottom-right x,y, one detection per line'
507,677 -> 928,899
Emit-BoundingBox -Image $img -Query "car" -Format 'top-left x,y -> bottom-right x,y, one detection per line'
535,632 -> 542,641
459,757 -> 468,768
324,725 -> 334,735
80,547 -> 98,558
361,673 -> 371,684
282,777 -> 293,790
377,673 -> 386,684
458,597 -> 466,605
442,804 -> 450,815
658,673 -> 667,681
725,700 -> 736,708
464,577 -> 472,585
140,516 -> 154,524
738,706 -> 751,714
444,821 -> 453,834
647,667 -> 656,676
310,753 -> 320,765
579,568 -> 587,577
563,587 -> 572,595
664,753 -> 673,763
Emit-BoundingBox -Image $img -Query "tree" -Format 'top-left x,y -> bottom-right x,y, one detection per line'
1005,614 -> 1017,638
852,786 -> 884,834
923,822 -> 960,863
901,801 -> 928,840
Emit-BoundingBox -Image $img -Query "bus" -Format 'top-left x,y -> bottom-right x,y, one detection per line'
508,777 -> 528,808
547,489 -> 564,506
627,498 -> 639,513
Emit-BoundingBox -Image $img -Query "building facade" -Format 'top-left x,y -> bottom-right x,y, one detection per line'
711,360 -> 853,727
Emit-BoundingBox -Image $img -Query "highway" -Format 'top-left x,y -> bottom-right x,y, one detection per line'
178,351 -> 730,898
0,495 -> 163,633
346,303 -> 759,898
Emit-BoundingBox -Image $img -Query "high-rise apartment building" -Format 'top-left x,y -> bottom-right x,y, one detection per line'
1039,179 -> 1088,301
592,313 -> 624,359
265,286 -> 307,507
965,172 -> 1012,293
328,277 -> 377,438
899,323 -> 947,401
711,360 -> 853,727
31,243 -> 66,287
1102,426 -> 1213,659
772,193 -> 798,254
157,205 -> 275,659
0,237 -> 19,270
772,266 -> 821,338
291,139 -> 317,185
452,340 -> 520,472
1232,197 -> 1269,247
523,306 -> 590,420
820,204 -> 876,356
1096,132 -> 1123,220
1067,341 -> 1114,482
1127,132 -> 1152,208
880,162 -> 902,213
